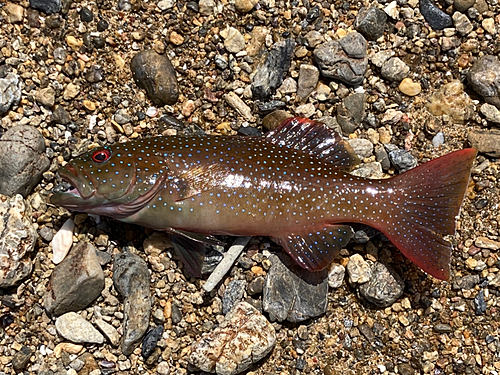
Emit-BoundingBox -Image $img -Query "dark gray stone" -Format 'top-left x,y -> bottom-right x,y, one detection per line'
51,106 -> 71,125
171,304 -> 182,324
251,39 -> 296,99
0,73 -> 22,115
381,57 -> 409,82
433,323 -> 453,333
44,242 -> 104,316
452,274 -> 480,290
12,345 -> 33,371
29,0 -> 61,14
468,129 -> 500,158
468,55 -> 500,109
420,0 -> 453,30
142,325 -> 164,359
388,148 -> 418,172
263,253 -> 328,323
475,290 -> 486,315
131,49 -> 179,106
314,33 -> 368,86
0,195 -> 37,288
0,125 -> 50,197
336,93 -> 366,135
222,280 -> 247,314
374,145 -> 390,170
354,7 -> 387,40
247,276 -> 264,295
113,251 -> 152,355
358,262 -> 404,308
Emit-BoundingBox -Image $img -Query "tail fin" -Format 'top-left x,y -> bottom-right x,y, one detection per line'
377,149 -> 477,280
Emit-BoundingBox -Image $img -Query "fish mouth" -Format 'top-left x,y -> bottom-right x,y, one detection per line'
50,165 -> 96,207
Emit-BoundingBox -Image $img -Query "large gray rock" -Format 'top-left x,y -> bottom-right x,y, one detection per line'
113,251 -> 152,355
0,73 -> 22,115
189,302 -> 276,375
0,194 -> 37,287
131,50 -> 179,106
468,55 -> 500,109
314,32 -> 368,86
263,254 -> 328,323
358,262 -> 404,308
44,242 -> 105,316
0,125 -> 50,197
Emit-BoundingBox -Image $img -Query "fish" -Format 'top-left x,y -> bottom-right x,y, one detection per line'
51,117 -> 477,279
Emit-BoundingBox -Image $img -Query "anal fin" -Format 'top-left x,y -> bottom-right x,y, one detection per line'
272,225 -> 354,271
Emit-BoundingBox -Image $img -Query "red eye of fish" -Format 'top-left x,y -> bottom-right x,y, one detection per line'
91,149 -> 111,163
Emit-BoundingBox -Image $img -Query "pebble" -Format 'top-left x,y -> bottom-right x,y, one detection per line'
224,92 -> 253,121
51,218 -> 75,264
5,2 -> 24,23
304,30 -> 324,48
189,302 -> 276,375
252,39 -> 296,99
337,92 -> 366,134
35,87 -> 55,107
220,26 -> 245,54
399,78 -> 421,96
349,138 -> 373,159
114,109 -> 131,125
432,132 -> 445,147
0,194 -> 37,288
384,1 -> 399,19
142,325 -> 164,359
482,18 -> 496,35
63,82 -> 80,100
0,73 -> 22,115
130,49 -> 179,106
346,254 -> 371,284
454,0 -> 475,12
235,0 -> 258,13
468,55 -> 500,109
328,263 -> 345,288
157,0 -> 175,10
95,318 -> 120,347
113,251 -> 152,355
314,32 -> 368,86
29,0 -> 61,14
351,162 -> 384,178
381,57 -> 409,82
199,0 -> 215,15
420,0 -> 452,30
433,323 -> 453,333
79,6 -> 93,22
44,242 -> 104,316
169,31 -> 184,45
263,254 -> 329,322
247,276 -> 264,295
453,12 -> 474,36
452,274 -> 480,290
388,148 -> 418,172
223,280 -> 247,314
358,262 -> 405,308
480,103 -> 500,123
297,64 -> 319,99
55,312 -> 104,344
12,345 -> 33,371
475,236 -> 500,250
474,290 -> 486,315
354,7 -> 387,40
467,129 -> 500,157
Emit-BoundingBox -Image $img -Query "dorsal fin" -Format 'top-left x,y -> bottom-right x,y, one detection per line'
265,117 -> 360,169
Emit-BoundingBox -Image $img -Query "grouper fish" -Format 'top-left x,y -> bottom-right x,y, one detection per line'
51,117 -> 477,279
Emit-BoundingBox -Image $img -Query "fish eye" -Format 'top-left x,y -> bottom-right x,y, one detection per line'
91,149 -> 111,163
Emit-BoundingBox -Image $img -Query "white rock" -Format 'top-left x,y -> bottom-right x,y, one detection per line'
52,218 -> 75,264
55,312 -> 104,344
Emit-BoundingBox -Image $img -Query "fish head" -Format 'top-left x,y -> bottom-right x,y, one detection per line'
51,145 -> 139,212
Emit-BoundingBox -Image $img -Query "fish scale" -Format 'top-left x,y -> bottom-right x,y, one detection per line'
51,117 -> 477,279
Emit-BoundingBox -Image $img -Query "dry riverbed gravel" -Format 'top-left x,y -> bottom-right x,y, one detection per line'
1,0 -> 500,374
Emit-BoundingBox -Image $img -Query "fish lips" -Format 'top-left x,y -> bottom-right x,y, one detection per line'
50,165 -> 96,207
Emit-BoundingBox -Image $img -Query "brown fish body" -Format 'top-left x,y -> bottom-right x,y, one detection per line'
51,118 -> 477,279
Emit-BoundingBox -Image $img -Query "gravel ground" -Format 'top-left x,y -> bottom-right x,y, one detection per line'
1,0 -> 500,374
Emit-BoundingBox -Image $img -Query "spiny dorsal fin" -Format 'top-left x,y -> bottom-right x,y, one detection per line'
265,117 -> 360,169
272,224 -> 354,271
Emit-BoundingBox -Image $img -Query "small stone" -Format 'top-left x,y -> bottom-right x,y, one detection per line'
452,274 -> 480,290
295,103 -> 316,118
432,132 -> 445,147
454,0 -> 475,12
482,18 -> 496,35
56,312 -> 104,344
5,3 -> 24,23
328,263 -> 345,288
113,252 -> 152,355
143,232 -> 172,255
35,87 -> 55,107
388,148 -> 417,172
381,57 -> 409,82
420,0 -> 452,30
66,35 -> 83,51
252,39 -> 296,99
303,30 -> 324,48
354,7 -> 387,40
12,345 -> 33,371
44,241 -> 104,316
95,318 -> 120,347
79,6 -> 93,22
433,323 -> 453,333
51,218 -> 74,264
475,290 -> 486,315
63,83 -> 80,100
189,302 -> 276,375
346,254 -> 371,284
297,64 -> 319,99
224,92 -> 253,121
278,77 -> 297,94
247,277 -> 264,295
51,106 -> 71,125
220,26 -> 245,54
384,1 -> 399,19
169,31 -> 184,45
475,236 -> 500,250
157,0 -> 175,10
199,0 -> 215,15
351,162 -> 384,178
467,129 -> 500,158
131,50 -> 179,106
83,100 -> 96,111
453,12 -> 473,35
349,138 -> 373,159
223,280 -> 247,314
399,78 -> 421,96
480,103 -> 500,123
0,73 -> 22,115
358,262 -> 405,307
0,125 -> 50,197
29,0 -> 61,14
114,109 -> 131,125
468,55 -> 500,109
234,0 -> 258,13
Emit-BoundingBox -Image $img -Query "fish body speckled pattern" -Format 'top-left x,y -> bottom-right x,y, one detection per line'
51,117 -> 477,279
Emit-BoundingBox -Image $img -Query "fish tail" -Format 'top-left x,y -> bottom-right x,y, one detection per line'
374,149 -> 477,280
